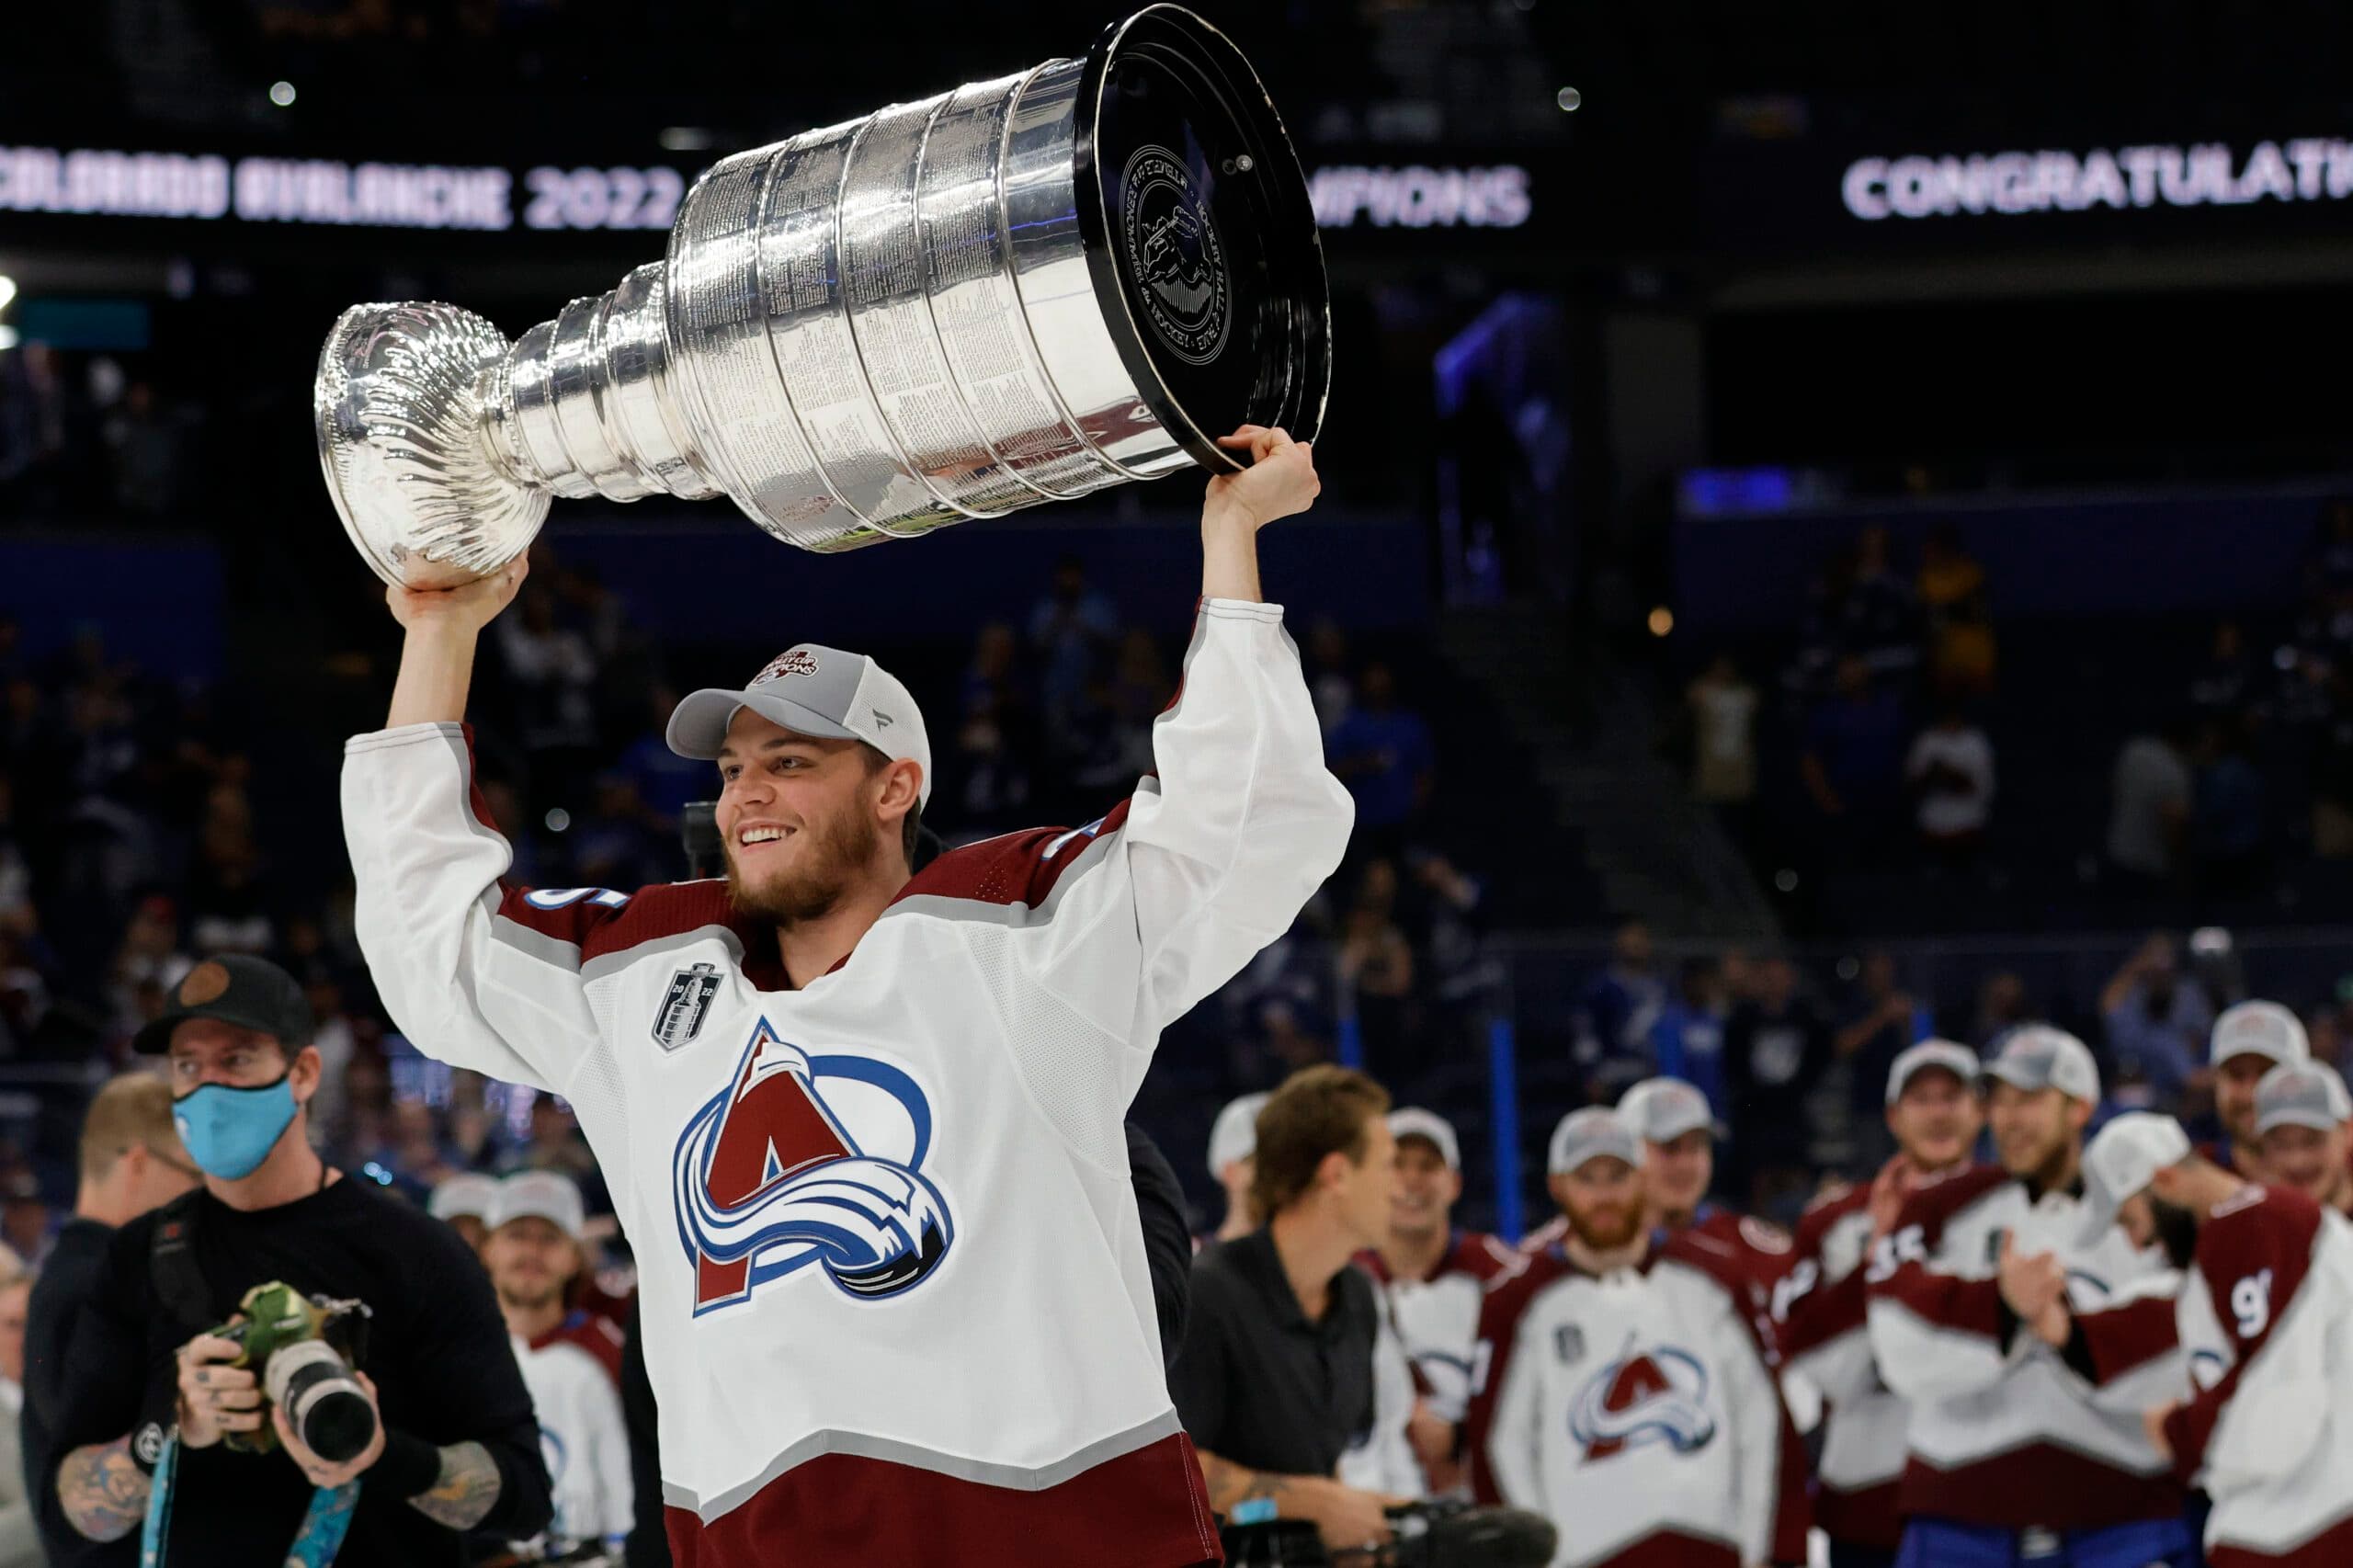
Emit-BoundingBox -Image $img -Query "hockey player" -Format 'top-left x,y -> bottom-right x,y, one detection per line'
1778,1039 -> 1983,1567
1355,1106 -> 1525,1492
2253,1061 -> 2352,1220
2069,1113 -> 2353,1565
1205,1091 -> 1272,1244
1468,1109 -> 1808,1567
344,427 -> 1347,1567
2200,1001 -> 2309,1179
1866,1027 -> 2193,1568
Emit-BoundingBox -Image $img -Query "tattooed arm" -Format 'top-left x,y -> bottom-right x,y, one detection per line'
1192,1449 -> 1398,1550
407,1440 -> 502,1530
57,1437 -> 149,1543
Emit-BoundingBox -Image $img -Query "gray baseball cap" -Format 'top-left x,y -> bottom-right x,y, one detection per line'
2076,1112 -> 2192,1246
1548,1108 -> 1642,1176
1389,1107 -> 1461,1171
1886,1039 -> 1983,1106
1617,1077 -> 1716,1143
666,644 -> 931,806
1206,1092 -> 1270,1178
1984,1025 -> 2101,1106
2209,1000 -> 2310,1070
2256,1061 -> 2353,1136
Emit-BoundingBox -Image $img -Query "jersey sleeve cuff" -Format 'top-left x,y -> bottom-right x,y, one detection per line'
371,1426 -> 444,1499
345,721 -> 467,756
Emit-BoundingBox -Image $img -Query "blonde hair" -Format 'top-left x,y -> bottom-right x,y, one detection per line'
79,1072 -> 185,1182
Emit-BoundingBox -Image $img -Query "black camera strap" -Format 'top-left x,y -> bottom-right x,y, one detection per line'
148,1191 -> 217,1342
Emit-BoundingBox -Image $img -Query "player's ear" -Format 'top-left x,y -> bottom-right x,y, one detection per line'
288,1043 -> 324,1103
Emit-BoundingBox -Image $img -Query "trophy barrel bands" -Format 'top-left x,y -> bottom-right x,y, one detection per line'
313,302 -> 551,590
311,6 -> 1331,578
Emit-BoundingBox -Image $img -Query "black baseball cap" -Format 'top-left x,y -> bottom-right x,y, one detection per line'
131,955 -> 313,1056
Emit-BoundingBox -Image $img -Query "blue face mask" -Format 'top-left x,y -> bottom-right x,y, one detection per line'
174,1075 -> 299,1181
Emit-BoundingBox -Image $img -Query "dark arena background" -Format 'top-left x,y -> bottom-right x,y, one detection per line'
4,3 -> 2352,1563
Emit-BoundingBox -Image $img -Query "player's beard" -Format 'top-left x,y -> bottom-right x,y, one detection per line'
1565,1198 -> 1643,1253
495,1277 -> 564,1314
725,801 -> 881,926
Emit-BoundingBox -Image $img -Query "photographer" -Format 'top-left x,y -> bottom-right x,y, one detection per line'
46,956 -> 551,1566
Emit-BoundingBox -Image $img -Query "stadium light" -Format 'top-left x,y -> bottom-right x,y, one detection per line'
1556,86 -> 1582,112
269,81 -> 297,108
0,275 -> 15,312
0,326 -> 17,352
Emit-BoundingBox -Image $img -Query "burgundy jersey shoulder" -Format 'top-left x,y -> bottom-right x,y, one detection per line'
1660,1225 -> 1764,1310
1353,1247 -> 1392,1286
2196,1183 -> 2324,1288
893,801 -> 1138,912
1444,1231 -> 1529,1285
531,1309 -> 626,1387
1694,1207 -> 1797,1282
1892,1162 -> 2010,1244
1792,1182 -> 1871,1259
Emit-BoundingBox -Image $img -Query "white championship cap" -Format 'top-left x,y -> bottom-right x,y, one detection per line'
1206,1092 -> 1270,1178
2076,1112 -> 2193,1245
1886,1039 -> 1983,1106
1389,1107 -> 1461,1171
491,1169 -> 587,1242
1984,1025 -> 2101,1106
666,643 -> 932,807
2208,1000 -> 2310,1071
427,1171 -> 500,1224
1617,1077 -> 1716,1143
2255,1061 -> 2353,1136
1548,1108 -> 1643,1176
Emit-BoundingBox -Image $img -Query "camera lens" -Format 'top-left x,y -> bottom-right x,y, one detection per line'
265,1339 -> 380,1466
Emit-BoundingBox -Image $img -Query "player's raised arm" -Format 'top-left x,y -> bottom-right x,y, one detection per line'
987,427 -> 1352,1128
341,555 -> 620,1092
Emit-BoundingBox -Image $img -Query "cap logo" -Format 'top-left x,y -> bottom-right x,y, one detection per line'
177,961 -> 230,1007
754,649 -> 821,685
872,710 -> 892,729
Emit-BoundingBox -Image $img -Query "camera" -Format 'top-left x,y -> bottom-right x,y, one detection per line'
211,1280 -> 378,1465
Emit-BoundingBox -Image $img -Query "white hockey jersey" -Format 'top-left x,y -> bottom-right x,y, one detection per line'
1338,1309 -> 1427,1499
1776,1182 -> 1906,1551
1358,1231 -> 1527,1423
342,600 -> 1353,1568
1864,1165 -> 2186,1531
511,1326 -> 634,1547
1464,1233 -> 1809,1568
2140,1186 -> 2353,1564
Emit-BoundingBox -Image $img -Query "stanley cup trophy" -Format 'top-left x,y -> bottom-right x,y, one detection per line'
314,6 -> 1331,587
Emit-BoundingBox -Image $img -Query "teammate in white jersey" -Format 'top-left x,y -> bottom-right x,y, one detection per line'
1466,1109 -> 1808,1568
2254,1060 -> 2352,1220
2068,1114 -> 2353,1565
343,426 -> 1350,1568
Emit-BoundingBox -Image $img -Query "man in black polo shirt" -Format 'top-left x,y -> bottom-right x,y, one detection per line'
1174,1064 -> 1404,1556
46,955 -> 551,1566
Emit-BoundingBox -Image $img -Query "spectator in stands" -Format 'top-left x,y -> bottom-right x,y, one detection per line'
1972,969 -> 2034,1052
1649,955 -> 1729,1118
483,1172 -> 631,1555
1402,850 -> 1498,1014
2100,932 -> 2214,1107
496,580 -> 602,810
1917,523 -> 1995,699
2106,717 -> 2194,890
1327,661 -> 1435,855
2187,620 -> 2255,716
1904,699 -> 1996,867
1337,858 -> 1415,1074
1722,957 -> 1832,1211
1834,951 -> 1927,1174
568,776 -> 670,893
2188,712 -> 2267,896
611,686 -> 707,831
1305,620 -> 1353,736
952,623 -> 1035,829
1684,653 -> 1758,810
1801,656 -> 1909,857
1027,553 -> 1119,727
1575,920 -> 1664,1099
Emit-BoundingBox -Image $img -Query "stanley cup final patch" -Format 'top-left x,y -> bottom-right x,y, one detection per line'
654,963 -> 723,1052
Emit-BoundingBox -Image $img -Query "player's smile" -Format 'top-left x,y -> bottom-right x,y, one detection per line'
734,821 -> 798,856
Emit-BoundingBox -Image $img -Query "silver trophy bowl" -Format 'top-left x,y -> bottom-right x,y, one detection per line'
315,6 -> 1332,588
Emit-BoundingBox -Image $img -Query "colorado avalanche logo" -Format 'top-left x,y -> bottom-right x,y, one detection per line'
672,1018 -> 954,1313
1567,1342 -> 1717,1460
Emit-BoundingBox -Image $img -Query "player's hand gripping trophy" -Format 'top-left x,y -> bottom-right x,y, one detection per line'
313,6 -> 1330,588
